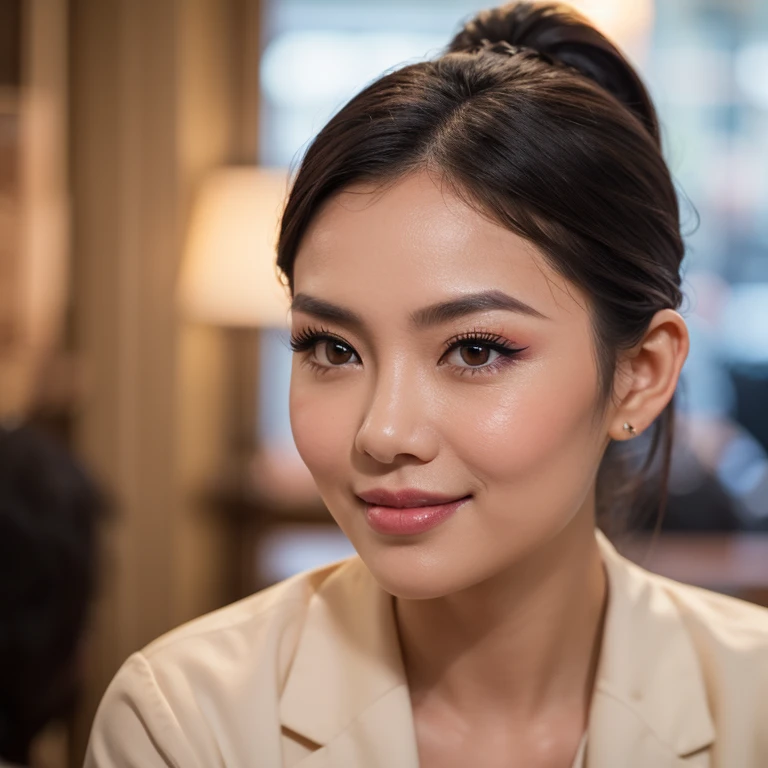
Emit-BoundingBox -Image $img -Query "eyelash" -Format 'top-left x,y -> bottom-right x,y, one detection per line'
289,326 -> 528,377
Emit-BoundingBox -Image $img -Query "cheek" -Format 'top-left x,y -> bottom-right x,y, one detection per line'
289,373 -> 359,484
445,357 -> 601,486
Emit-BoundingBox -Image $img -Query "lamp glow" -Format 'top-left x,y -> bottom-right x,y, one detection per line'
179,167 -> 291,328
569,0 -> 655,60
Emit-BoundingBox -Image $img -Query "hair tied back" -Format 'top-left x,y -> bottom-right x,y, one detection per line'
467,38 -> 557,64
448,1 -> 661,147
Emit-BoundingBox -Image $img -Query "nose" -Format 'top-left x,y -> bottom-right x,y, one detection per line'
354,365 -> 439,465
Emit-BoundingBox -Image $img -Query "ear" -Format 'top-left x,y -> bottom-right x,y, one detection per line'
609,309 -> 690,441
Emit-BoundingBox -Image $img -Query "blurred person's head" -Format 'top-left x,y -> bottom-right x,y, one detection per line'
278,1 -> 689,598
0,423 -> 104,765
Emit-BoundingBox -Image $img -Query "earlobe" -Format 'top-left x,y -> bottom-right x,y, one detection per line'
611,309 -> 690,440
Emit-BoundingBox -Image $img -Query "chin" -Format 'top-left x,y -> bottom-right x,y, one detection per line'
351,539 -> 481,601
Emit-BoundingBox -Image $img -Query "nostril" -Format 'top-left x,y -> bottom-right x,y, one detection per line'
354,406 -> 439,466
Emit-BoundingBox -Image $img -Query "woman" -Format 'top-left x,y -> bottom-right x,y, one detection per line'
85,3 -> 768,766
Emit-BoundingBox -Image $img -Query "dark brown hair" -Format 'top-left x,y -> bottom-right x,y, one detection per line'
276,1 -> 685,534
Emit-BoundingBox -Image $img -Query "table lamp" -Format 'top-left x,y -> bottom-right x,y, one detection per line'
179,166 -> 291,328
178,165 -> 316,506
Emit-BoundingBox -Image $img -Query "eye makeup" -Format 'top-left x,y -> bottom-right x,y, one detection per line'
440,329 -> 529,377
290,323 -> 529,378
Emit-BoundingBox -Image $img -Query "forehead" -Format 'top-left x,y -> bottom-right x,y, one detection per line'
292,171 -> 587,321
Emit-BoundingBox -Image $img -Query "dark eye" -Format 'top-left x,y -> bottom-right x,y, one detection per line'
459,344 -> 492,366
318,339 -> 356,366
445,343 -> 501,368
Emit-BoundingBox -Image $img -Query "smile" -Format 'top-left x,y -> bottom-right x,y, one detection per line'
357,491 -> 472,536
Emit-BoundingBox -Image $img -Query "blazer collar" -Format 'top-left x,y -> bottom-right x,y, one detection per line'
279,556 -> 420,767
280,531 -> 715,767
587,531 -> 715,763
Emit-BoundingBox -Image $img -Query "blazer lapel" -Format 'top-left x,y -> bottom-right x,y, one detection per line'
587,533 -> 715,768
279,557 -> 420,768
284,686 -> 418,768
280,533 -> 716,768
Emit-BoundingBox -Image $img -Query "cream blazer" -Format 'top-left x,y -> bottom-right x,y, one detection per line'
84,531 -> 768,767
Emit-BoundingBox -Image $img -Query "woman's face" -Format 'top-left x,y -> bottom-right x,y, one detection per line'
289,171 -> 612,599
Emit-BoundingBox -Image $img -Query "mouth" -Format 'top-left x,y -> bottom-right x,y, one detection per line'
356,490 -> 472,536
356,488 -> 471,509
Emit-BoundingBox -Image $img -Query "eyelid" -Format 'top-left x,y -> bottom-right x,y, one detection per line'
441,329 -> 524,355
444,329 -> 512,349
289,326 -> 363,372
290,325 -> 527,372
439,330 -> 529,377
289,326 -> 357,353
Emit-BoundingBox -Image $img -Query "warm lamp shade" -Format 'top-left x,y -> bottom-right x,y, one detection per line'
179,166 -> 291,328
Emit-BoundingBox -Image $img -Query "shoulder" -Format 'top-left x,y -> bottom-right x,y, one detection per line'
85,555 -> 362,767
648,567 -> 768,691
620,551 -> 768,748
658,570 -> 768,640
597,535 -> 768,763
138,554 -> 359,687
147,555 -> 350,655
632,557 -> 768,654
653,570 -> 768,758
600,531 -> 768,657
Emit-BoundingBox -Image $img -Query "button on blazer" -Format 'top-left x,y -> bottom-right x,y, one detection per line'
84,531 -> 768,767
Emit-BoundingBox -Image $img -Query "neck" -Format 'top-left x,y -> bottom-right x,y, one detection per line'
394,515 -> 607,725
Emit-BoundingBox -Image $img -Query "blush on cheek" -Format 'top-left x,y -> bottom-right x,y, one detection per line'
289,389 -> 351,478
444,370 -> 597,477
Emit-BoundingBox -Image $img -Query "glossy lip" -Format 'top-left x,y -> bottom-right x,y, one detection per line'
357,489 -> 471,536
357,488 -> 467,508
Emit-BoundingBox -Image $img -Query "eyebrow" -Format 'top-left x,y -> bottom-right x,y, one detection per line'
290,289 -> 549,332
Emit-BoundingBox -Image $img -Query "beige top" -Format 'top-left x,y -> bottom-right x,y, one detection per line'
573,731 -> 587,768
85,531 -> 768,767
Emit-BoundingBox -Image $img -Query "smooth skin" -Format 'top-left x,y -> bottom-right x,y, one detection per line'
289,170 -> 689,767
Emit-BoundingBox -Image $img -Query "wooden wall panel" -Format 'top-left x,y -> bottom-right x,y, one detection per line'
68,0 -> 259,761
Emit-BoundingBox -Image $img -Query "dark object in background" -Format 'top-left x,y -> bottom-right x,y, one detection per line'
731,366 -> 768,455
0,0 -> 22,88
0,422 -> 105,766
631,415 -> 768,533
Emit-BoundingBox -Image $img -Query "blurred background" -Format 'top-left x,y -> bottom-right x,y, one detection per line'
1,0 -> 767,764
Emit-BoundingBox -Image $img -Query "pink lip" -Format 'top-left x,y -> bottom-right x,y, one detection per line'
357,488 -> 467,508
357,489 -> 471,536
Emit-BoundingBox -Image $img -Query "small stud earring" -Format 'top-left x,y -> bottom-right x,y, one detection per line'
623,422 -> 637,438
